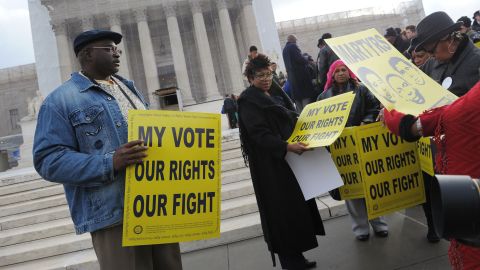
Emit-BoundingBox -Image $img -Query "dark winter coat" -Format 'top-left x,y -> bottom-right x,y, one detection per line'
421,38 -> 480,97
238,84 -> 325,259
223,97 -> 237,113
317,45 -> 339,91
317,81 -> 380,127
282,42 -> 317,101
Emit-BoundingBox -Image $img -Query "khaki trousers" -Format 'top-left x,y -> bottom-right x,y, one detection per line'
91,225 -> 182,270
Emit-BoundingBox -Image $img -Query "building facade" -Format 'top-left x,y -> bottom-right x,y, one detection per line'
30,0 -> 272,110
277,0 -> 426,58
0,64 -> 38,138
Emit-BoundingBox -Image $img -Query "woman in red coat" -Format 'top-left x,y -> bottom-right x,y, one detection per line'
382,81 -> 480,269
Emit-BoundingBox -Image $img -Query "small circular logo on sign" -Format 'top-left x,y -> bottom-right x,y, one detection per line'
133,225 -> 143,234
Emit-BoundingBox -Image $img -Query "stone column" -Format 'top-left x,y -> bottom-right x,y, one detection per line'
52,21 -> 73,82
239,0 -> 262,51
190,1 -> 221,100
164,3 -> 195,105
134,8 -> 161,109
81,16 -> 94,31
216,0 -> 244,94
108,13 -> 132,79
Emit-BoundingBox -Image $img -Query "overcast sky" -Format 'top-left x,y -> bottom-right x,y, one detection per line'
0,0 -> 478,69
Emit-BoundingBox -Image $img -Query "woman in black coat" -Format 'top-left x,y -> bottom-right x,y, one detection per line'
238,54 -> 325,270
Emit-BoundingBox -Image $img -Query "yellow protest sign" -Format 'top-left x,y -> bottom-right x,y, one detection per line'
288,92 -> 355,148
326,29 -> 457,115
417,137 -> 435,176
355,122 -> 425,220
330,127 -> 364,200
123,110 -> 221,246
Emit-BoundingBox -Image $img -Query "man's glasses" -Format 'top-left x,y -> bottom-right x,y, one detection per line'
90,46 -> 122,55
254,72 -> 273,80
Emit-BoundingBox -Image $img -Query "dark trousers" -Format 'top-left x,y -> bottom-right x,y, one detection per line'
91,224 -> 182,270
227,112 -> 238,129
422,173 -> 437,236
278,253 -> 306,270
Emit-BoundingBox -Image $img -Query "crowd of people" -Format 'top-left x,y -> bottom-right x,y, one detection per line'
30,5 -> 480,270
238,9 -> 480,270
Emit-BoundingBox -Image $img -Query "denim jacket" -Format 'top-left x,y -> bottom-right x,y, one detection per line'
33,72 -> 147,234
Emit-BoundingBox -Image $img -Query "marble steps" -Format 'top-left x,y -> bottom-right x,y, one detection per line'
0,140 -> 241,188
0,194 -> 67,219
0,204 -> 70,231
0,168 -> 42,188
0,197 -> 346,270
0,158 -> 246,210
0,178 -> 254,232
221,157 -> 247,172
0,232 -> 93,267
221,148 -> 242,160
0,187 -> 257,248
0,185 -> 64,206
0,248 -> 98,270
0,179 -> 57,196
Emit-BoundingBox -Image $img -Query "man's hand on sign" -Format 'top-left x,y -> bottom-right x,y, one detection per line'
287,142 -> 312,155
113,140 -> 148,171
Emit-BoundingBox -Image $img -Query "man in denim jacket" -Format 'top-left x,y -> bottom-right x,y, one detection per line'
33,30 -> 182,270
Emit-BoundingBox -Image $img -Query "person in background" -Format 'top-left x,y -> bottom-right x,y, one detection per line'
457,16 -> 478,42
405,25 -> 417,41
316,33 -> 339,92
413,11 -> 480,97
278,70 -> 286,87
408,37 -> 431,68
472,10 -> 480,32
384,27 -> 410,56
270,62 -> 281,86
242,45 -> 259,83
381,80 -> 480,270
33,30 -> 182,270
222,94 -> 238,129
239,53 -> 323,270
283,35 -> 317,112
318,60 -> 387,241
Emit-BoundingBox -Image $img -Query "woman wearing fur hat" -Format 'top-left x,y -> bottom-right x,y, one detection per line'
318,60 -> 387,241
412,11 -> 480,97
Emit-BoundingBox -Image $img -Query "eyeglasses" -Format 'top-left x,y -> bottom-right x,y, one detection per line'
254,72 -> 273,80
423,35 -> 449,54
90,46 -> 122,55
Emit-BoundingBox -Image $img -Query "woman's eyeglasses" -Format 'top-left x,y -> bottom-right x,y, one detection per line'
254,72 -> 273,80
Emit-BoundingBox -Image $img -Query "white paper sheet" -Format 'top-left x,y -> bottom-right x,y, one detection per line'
285,147 -> 344,200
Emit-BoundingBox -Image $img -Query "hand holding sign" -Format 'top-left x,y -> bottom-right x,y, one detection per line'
113,140 -> 148,171
287,142 -> 312,155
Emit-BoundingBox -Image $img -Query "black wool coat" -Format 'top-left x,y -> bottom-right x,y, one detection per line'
421,39 -> 480,97
283,42 -> 317,100
238,84 -> 325,258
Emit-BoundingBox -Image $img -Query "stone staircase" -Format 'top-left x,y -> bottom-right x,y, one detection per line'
0,132 -> 347,269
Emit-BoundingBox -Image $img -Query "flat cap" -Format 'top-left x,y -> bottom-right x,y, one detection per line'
73,29 -> 122,56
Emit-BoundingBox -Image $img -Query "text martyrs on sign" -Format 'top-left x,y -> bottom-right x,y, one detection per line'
326,29 -> 457,115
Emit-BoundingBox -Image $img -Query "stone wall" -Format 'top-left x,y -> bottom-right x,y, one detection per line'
277,0 -> 425,58
0,64 -> 38,137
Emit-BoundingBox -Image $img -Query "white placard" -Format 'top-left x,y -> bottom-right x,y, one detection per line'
285,147 -> 344,200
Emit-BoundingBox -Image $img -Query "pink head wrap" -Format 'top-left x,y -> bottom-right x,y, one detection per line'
323,59 -> 358,91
